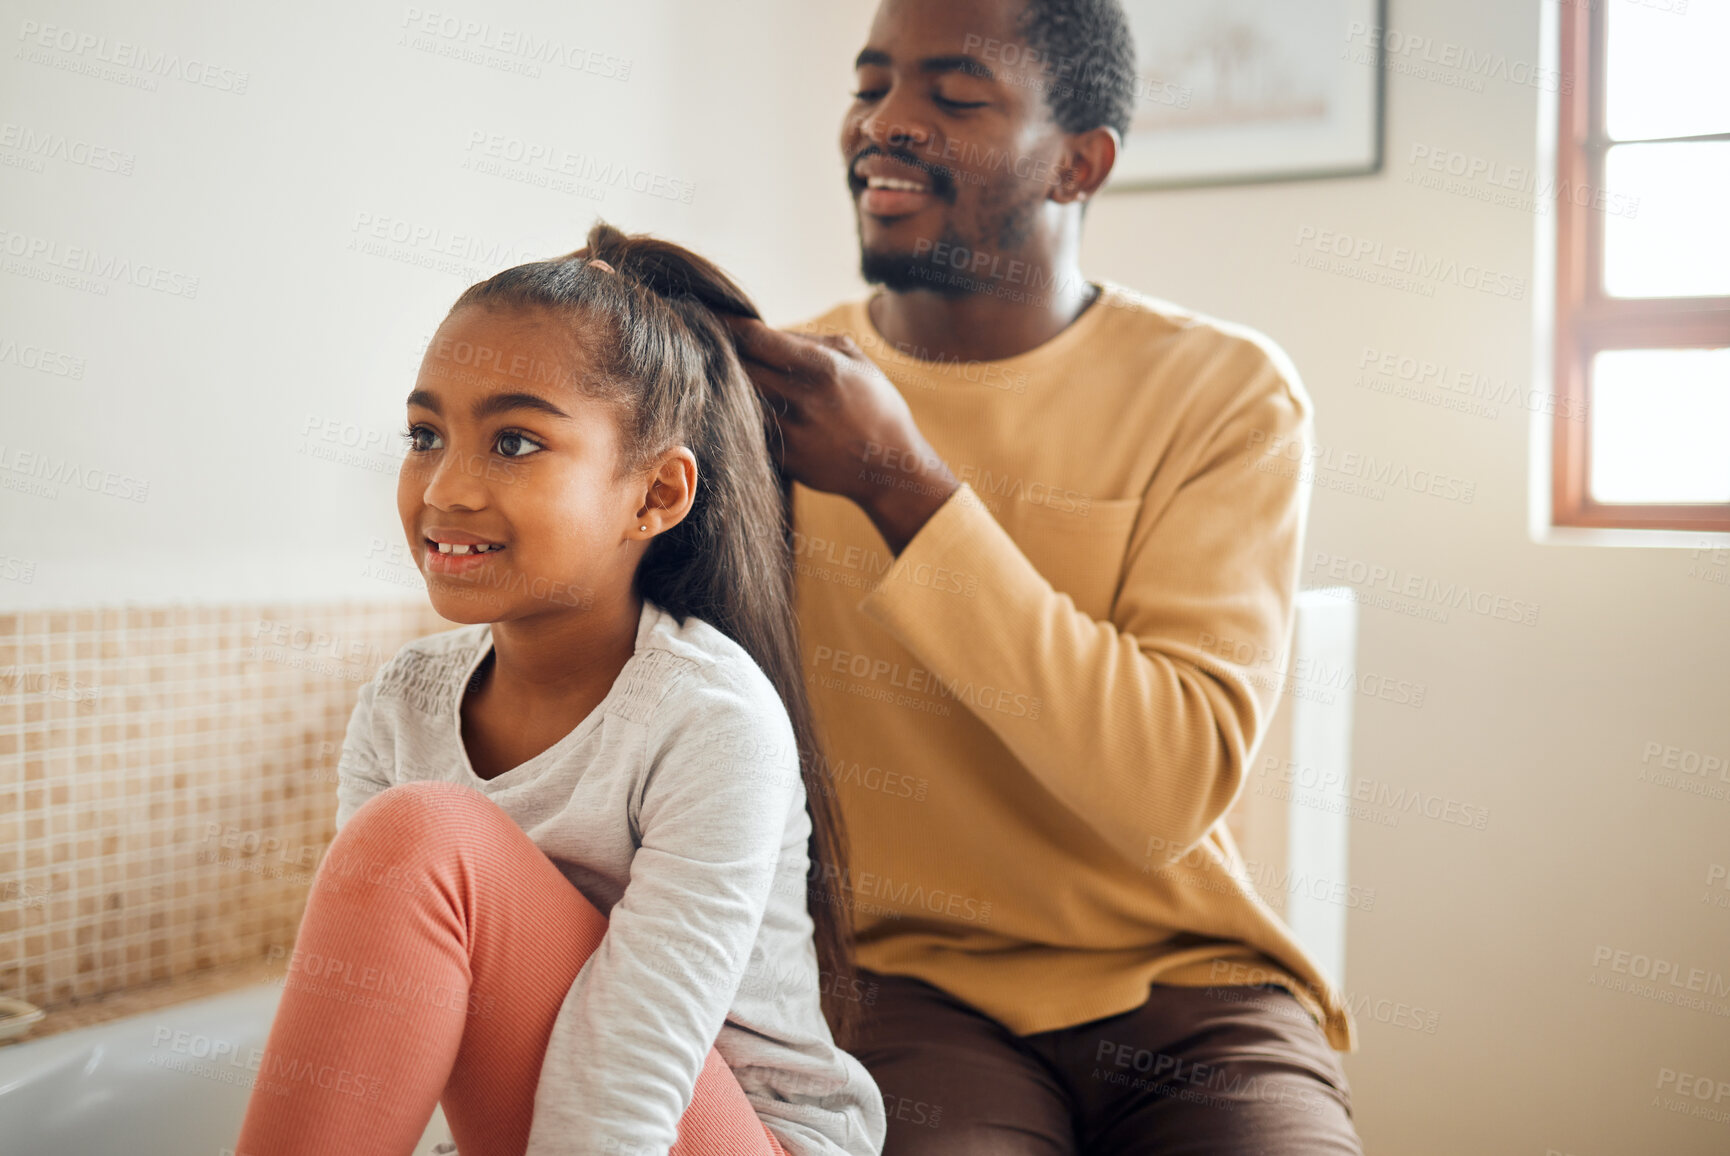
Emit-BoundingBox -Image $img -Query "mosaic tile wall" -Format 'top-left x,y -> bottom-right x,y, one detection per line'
0,597 -> 1337,1017
0,600 -> 454,1011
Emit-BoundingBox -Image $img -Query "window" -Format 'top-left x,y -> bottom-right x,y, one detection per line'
1552,0 -> 1730,531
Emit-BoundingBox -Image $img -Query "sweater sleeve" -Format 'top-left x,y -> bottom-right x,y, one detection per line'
333,676 -> 390,833
857,346 -> 1312,868
523,665 -> 802,1156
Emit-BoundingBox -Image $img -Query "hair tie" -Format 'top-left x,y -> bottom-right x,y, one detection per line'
588,258 -> 617,274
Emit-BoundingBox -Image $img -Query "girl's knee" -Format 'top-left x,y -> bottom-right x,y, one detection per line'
325,781 -> 570,920
340,780 -> 509,850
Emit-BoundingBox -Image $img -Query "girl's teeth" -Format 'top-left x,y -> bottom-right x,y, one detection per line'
434,542 -> 501,554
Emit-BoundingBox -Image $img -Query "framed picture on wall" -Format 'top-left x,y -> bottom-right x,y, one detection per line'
1105,0 -> 1386,191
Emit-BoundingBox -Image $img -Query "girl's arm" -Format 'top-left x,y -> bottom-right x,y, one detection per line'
333,677 -> 392,832
523,666 -> 802,1156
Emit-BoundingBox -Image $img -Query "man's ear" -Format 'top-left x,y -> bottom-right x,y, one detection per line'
1052,125 -> 1120,205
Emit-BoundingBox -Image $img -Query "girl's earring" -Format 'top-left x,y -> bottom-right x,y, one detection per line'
640,525 -> 648,532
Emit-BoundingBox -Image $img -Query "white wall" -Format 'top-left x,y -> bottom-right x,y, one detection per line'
6,1 -> 1728,1152
0,0 -> 861,607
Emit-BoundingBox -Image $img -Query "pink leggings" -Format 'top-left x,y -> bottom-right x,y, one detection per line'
236,780 -> 788,1156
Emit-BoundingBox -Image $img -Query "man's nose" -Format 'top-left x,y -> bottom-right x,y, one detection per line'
859,90 -> 934,152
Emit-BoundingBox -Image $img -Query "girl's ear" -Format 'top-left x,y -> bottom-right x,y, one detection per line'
635,446 -> 698,537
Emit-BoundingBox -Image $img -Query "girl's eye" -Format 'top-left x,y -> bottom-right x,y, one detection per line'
850,88 -> 885,102
496,431 -> 544,458
402,424 -> 442,452
935,94 -> 988,111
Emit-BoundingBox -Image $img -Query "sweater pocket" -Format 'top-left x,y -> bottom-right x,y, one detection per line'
997,495 -> 1141,619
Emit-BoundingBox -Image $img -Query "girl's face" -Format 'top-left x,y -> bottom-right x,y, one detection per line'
396,303 -> 690,626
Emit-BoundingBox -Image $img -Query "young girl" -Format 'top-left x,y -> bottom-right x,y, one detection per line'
235,223 -> 886,1156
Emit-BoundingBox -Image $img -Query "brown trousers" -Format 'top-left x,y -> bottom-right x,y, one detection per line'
852,969 -> 1362,1155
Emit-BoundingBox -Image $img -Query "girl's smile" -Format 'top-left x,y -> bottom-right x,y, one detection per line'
422,528 -> 508,575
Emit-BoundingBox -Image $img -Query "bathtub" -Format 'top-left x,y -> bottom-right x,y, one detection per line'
0,980 -> 454,1155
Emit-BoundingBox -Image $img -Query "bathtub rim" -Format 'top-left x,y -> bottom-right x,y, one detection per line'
0,955 -> 287,1050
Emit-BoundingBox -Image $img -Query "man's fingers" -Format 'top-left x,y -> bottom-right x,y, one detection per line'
725,315 -> 838,381
814,332 -> 863,358
762,382 -> 808,426
762,413 -> 791,466
740,354 -> 797,405
742,360 -> 806,426
757,379 -> 792,418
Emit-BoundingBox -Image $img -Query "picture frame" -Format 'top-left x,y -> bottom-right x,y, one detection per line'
1105,0 -> 1387,192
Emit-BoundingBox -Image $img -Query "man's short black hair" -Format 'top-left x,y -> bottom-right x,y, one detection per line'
1015,0 -> 1137,142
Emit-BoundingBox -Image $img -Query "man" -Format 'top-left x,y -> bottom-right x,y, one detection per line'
726,0 -> 1363,1151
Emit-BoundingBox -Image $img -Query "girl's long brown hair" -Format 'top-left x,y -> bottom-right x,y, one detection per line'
446,221 -> 859,1047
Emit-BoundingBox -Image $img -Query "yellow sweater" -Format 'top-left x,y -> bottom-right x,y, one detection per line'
787,281 -> 1356,1052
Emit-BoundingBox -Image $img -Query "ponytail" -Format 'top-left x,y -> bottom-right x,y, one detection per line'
446,222 -> 861,1047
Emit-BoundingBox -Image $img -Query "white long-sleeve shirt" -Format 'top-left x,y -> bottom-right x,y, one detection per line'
332,597 -> 886,1156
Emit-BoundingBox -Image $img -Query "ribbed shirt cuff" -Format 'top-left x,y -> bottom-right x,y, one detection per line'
857,482 -> 1029,625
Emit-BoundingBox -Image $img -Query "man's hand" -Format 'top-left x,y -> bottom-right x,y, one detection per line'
725,316 -> 959,556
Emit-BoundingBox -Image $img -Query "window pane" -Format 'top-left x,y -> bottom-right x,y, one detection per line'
1589,348 -> 1730,504
1605,0 -> 1730,141
1602,142 -> 1730,298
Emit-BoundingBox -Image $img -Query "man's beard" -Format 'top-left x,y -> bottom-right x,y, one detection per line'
857,193 -> 1042,300
859,222 -> 973,297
